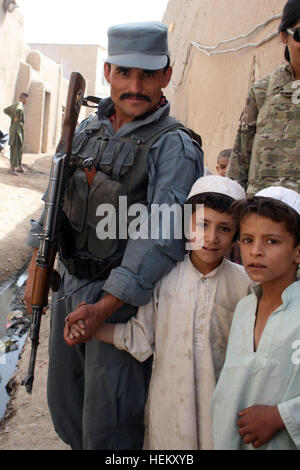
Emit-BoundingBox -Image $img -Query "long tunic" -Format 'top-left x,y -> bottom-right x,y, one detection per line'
227,62 -> 300,195
113,254 -> 252,449
211,281 -> 300,450
3,101 -> 24,167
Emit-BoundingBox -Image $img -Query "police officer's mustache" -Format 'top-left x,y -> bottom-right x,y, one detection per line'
120,93 -> 151,102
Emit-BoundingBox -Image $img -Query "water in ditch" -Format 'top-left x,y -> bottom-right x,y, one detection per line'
0,268 -> 29,421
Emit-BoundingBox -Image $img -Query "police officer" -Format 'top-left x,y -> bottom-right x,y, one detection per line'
227,0 -> 300,195
25,22 -> 203,450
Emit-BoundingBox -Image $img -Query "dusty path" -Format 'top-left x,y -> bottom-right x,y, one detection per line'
0,315 -> 69,450
0,150 -> 49,283
0,150 -> 69,450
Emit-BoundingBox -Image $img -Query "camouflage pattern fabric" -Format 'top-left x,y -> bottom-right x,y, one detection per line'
227,63 -> 300,195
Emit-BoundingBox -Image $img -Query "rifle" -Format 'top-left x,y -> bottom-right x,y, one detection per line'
21,72 -> 86,394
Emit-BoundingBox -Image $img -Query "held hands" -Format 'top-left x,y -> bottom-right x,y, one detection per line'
64,301 -> 102,346
63,294 -> 124,346
237,404 -> 285,448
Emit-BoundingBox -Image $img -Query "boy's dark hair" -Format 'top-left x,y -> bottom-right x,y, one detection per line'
217,149 -> 232,162
231,196 -> 300,246
187,192 -> 234,214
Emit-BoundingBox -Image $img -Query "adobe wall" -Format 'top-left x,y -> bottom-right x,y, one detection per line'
30,44 -> 109,97
163,0 -> 287,172
0,2 -> 68,154
0,2 -> 27,131
29,43 -> 110,120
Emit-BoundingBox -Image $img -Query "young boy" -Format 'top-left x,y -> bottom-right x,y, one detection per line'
67,175 -> 252,450
216,149 -> 231,176
211,186 -> 300,450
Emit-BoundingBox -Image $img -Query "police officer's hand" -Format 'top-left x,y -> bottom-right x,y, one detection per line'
64,294 -> 124,346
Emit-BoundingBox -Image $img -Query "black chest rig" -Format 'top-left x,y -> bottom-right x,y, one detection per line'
62,113 -> 186,266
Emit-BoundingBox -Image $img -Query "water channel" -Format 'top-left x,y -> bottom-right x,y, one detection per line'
0,268 -> 29,420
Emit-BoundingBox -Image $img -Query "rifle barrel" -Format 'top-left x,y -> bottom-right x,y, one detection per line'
21,72 -> 86,394
21,307 -> 42,394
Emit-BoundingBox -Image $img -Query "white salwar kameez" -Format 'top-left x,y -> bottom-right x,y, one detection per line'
211,281 -> 300,450
113,254 -> 252,449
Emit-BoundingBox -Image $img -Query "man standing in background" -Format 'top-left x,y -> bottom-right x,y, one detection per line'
4,92 -> 29,175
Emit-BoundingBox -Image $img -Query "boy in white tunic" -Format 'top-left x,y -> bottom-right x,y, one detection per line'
69,176 -> 252,449
211,186 -> 300,450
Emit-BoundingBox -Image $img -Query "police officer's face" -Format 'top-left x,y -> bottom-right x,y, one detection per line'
104,63 -> 172,122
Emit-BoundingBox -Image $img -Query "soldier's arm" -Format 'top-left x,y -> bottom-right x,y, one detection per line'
226,87 -> 259,189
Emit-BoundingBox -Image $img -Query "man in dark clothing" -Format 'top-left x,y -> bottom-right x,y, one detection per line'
25,22 -> 203,450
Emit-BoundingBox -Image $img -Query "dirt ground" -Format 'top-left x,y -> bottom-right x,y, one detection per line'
0,149 -> 70,450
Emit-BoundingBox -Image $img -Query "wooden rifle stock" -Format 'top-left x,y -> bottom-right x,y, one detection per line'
22,72 -> 86,394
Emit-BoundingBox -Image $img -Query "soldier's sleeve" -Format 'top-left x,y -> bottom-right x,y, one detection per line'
226,88 -> 259,189
226,76 -> 269,189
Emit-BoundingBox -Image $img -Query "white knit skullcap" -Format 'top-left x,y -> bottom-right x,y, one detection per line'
256,186 -> 300,215
187,175 -> 246,202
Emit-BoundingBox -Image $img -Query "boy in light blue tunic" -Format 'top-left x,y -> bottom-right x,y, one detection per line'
211,186 -> 300,450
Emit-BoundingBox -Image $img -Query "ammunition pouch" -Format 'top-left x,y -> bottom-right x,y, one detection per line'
62,112 -> 187,264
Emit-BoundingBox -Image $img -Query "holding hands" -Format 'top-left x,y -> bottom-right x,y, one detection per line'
63,294 -> 124,346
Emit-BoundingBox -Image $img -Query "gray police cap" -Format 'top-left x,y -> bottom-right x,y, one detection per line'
107,21 -> 169,70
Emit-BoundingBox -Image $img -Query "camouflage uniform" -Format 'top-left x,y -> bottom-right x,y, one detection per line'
227,63 -> 300,195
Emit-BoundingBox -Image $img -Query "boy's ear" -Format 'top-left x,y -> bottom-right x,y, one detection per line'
294,244 -> 300,264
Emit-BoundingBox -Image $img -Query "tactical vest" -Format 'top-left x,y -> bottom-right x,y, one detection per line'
63,113 -> 187,261
248,66 -> 300,194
